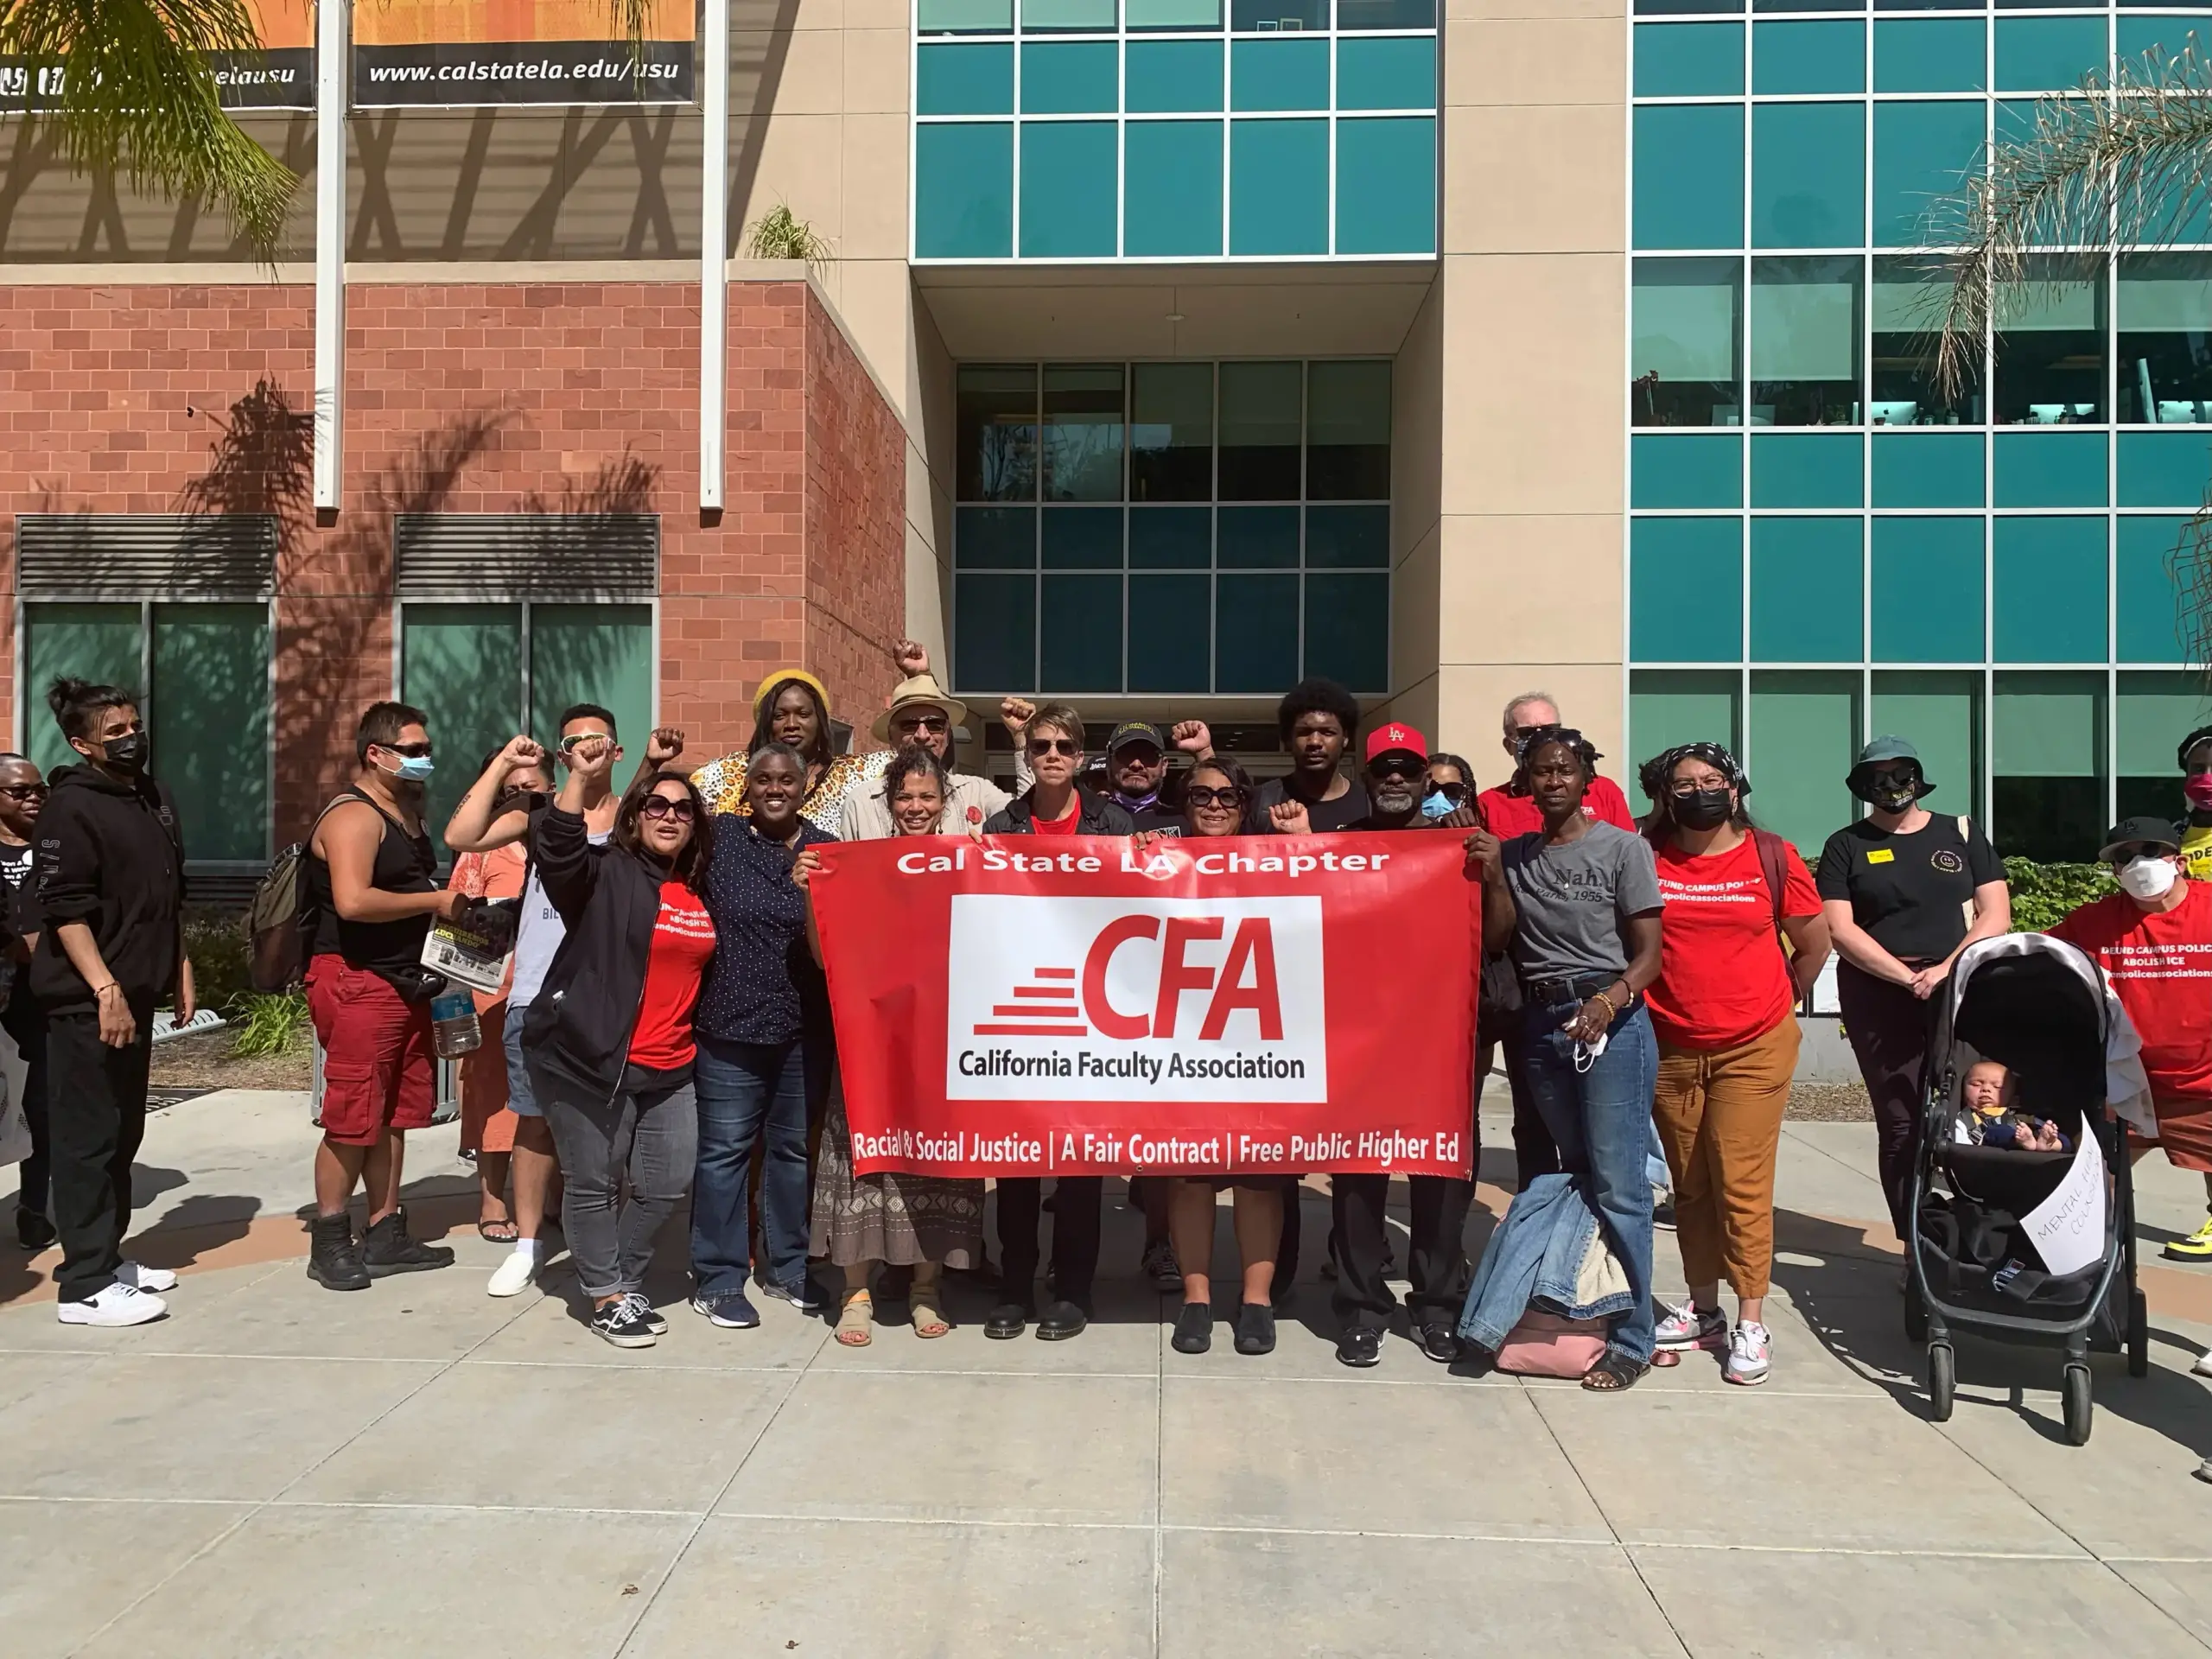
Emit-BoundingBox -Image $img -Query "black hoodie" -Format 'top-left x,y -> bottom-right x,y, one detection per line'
31,763 -> 185,1015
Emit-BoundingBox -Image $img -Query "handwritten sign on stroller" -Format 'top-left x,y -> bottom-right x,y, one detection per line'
2024,1128 -> 2107,1280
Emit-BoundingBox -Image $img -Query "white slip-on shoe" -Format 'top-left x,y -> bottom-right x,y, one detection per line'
117,1261 -> 179,1294
486,1243 -> 540,1298
56,1281 -> 168,1326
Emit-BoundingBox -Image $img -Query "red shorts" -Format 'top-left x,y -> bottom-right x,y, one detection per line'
307,955 -> 435,1147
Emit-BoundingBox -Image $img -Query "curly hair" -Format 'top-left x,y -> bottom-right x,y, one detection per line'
884,746 -> 953,831
1275,677 -> 1360,743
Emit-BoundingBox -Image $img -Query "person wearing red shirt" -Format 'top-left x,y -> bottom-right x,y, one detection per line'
2052,817 -> 2212,1259
1475,691 -> 1637,839
1643,744 -> 1831,1386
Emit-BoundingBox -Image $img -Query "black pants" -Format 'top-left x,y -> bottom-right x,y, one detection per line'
5,991 -> 50,1217
995,1176 -> 1103,1308
1330,1173 -> 1475,1332
1835,958 -> 1936,1240
1276,1179 -> 1304,1289
48,1002 -> 154,1302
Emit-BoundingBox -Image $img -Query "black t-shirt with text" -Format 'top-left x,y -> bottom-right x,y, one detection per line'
1814,814 -> 2003,964
1242,775 -> 1371,836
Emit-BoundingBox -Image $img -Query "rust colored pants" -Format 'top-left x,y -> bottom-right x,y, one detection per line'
1652,1017 -> 1801,1300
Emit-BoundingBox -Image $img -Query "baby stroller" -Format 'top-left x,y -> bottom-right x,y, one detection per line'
1904,933 -> 2150,1444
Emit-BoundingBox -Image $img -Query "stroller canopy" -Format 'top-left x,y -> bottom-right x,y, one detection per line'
1943,934 -> 2155,1139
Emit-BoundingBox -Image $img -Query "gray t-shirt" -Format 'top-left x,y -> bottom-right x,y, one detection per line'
1500,822 -> 1664,982
506,828 -> 610,1011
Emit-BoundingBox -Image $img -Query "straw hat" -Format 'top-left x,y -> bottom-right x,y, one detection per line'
871,673 -> 969,743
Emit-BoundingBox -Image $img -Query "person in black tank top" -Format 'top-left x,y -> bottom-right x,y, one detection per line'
301,702 -> 469,1293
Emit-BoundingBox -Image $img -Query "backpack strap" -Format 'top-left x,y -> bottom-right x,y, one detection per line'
1749,827 -> 1789,936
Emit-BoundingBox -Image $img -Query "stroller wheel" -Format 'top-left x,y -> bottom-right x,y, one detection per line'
2063,1361 -> 2094,1446
1927,1342 -> 1955,1422
2127,1289 -> 2150,1380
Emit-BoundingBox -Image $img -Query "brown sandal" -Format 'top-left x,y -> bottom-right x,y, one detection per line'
835,1288 -> 874,1347
1581,1352 -> 1649,1392
910,1279 -> 950,1338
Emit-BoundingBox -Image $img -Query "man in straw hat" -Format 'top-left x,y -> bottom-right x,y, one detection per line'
839,641 -> 1027,841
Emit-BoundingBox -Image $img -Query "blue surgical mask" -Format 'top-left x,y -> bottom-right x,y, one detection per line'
389,755 -> 435,783
1420,791 -> 1456,820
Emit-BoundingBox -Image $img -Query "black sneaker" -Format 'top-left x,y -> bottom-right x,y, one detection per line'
1417,1319 -> 1461,1363
1652,1187 -> 1676,1231
306,1212 -> 371,1292
589,1296 -> 658,1348
1171,1301 -> 1212,1354
624,1292 -> 669,1335
360,1207 -> 455,1276
15,1205 -> 57,1251
1336,1326 -> 1383,1368
1234,1302 -> 1276,1357
758,1278 -> 823,1315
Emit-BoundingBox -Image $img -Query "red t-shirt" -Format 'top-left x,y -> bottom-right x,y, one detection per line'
628,881 -> 718,1069
1030,801 -> 1084,836
2052,883 -> 2212,1103
1646,834 -> 1822,1051
1478,773 -> 1638,839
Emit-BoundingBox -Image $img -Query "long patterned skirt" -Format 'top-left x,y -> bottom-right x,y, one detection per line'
810,1090 -> 985,1268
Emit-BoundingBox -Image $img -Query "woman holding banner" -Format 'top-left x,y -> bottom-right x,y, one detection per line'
793,747 -> 986,1346
1467,728 -> 1665,1391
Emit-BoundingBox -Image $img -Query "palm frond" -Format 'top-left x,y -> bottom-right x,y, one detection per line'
1933,48 -> 2212,397
0,0 -> 297,255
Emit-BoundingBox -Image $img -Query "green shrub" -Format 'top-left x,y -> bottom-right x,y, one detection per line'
181,907 -> 251,1014
2003,856 -> 2115,933
228,988 -> 309,1058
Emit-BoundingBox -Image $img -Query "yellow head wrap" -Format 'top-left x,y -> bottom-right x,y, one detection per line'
753,670 -> 831,726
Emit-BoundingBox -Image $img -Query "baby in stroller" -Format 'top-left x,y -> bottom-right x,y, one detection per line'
1955,1059 -> 2071,1154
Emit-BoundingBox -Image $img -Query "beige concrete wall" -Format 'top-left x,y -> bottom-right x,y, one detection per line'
1379,273 -> 1443,744
1433,0 -> 1627,784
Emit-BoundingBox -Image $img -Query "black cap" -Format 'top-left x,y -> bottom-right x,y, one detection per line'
2097,816 -> 2183,862
1106,721 -> 1166,756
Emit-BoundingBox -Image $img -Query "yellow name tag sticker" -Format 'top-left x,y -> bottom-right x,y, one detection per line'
1866,849 -> 1895,864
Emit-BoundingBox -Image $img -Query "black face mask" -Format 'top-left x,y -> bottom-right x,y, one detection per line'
1672,788 -> 1732,831
101,731 -> 148,775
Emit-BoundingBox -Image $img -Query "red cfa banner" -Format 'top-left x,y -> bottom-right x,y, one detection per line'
808,833 -> 1477,1179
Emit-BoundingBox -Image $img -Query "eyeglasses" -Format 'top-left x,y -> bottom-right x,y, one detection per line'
1028,737 -> 1080,757
380,741 -> 433,759
1865,767 -> 1916,789
0,784 -> 47,800
1185,785 -> 1247,809
558,732 -> 614,753
893,713 -> 950,734
639,797 -> 696,823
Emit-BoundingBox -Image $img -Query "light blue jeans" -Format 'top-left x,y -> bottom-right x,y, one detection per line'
1516,995 -> 1660,1364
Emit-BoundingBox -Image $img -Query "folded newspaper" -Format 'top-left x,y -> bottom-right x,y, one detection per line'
419,898 -> 518,996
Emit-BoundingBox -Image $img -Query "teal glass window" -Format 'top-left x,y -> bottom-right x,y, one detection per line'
1131,365 -> 1213,501
1751,102 -> 1863,250
1232,0 -> 1325,29
1631,434 -> 1742,510
917,124 -> 1014,258
1630,517 -> 1742,663
1337,37 -> 1434,111
1993,431 -> 2107,509
1305,573 -> 1389,691
1021,41 -> 1117,112
1748,257 -> 1860,426
2119,254 -> 2212,423
1337,0 -> 1424,26
1872,258 -> 1984,425
1752,20 -> 1863,95
1871,431 -> 1985,508
918,43 -> 1014,114
955,575 -> 1037,690
399,603 -> 519,855
1872,100 -> 1986,249
1020,122 -> 1117,256
1872,518 -> 1984,662
1125,120 -> 1224,256
2119,18 -> 2212,68
1635,22 -> 1742,97
1231,38 -> 1329,111
1993,671 -> 2106,860
1043,364 -> 1123,499
1994,16 -> 2108,94
2117,517 -> 2192,662
956,505 -> 1038,566
1230,119 -> 1327,255
1040,574 -> 1123,690
1219,362 -> 1301,497
1126,39 -> 1223,111
1128,574 -> 1212,690
1335,118 -> 1435,256
1630,669 -> 1742,759
1751,518 -> 1862,662
1632,257 -> 1742,428
1748,671 -> 1861,855
1993,517 -> 2109,663
1634,105 -> 1744,251
149,603 -> 271,861
1872,671 -> 1983,819
1749,432 -> 1861,509
1306,505 -> 1389,566
2118,671 -> 2212,817
1994,259 -> 2105,424
1218,504 -> 1299,564
1215,573 -> 1300,692
1041,505 -> 1124,566
2119,430 -> 2212,507
1128,0 -> 1220,27
1023,0 -> 1115,31
1873,17 -> 1986,94
22,603 -> 139,790
1128,505 -> 1212,565
957,365 -> 1037,499
1306,361 -> 1390,499
920,0 -> 1014,33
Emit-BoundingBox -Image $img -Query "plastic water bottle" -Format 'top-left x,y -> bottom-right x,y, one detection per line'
429,990 -> 482,1059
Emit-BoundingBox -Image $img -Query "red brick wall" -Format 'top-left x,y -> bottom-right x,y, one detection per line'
0,275 -> 907,844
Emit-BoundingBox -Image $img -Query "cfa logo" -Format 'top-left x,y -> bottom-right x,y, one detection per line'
979,913 -> 1285,1041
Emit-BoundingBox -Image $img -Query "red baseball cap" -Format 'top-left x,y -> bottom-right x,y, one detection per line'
1363,721 -> 1428,766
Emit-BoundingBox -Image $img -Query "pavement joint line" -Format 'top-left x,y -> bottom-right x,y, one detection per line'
1151,1303 -> 1165,1659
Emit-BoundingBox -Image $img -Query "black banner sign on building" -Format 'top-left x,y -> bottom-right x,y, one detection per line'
0,0 -> 315,113
352,0 -> 696,108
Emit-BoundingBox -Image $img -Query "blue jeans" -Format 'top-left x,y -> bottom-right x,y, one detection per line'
1647,1119 -> 1671,1192
1517,995 -> 1659,1364
690,1036 -> 810,1299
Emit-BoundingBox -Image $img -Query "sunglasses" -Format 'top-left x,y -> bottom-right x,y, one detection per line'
1185,785 -> 1247,809
1427,781 -> 1470,803
380,741 -> 433,759
1370,756 -> 1423,780
0,784 -> 47,800
1028,737 -> 1080,757
559,732 -> 614,753
639,797 -> 696,823
893,713 -> 950,734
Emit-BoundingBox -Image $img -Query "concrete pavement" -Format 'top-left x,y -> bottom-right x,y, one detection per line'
5,1090 -> 2212,1656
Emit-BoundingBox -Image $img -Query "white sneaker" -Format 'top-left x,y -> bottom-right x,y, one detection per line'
57,1281 -> 168,1326
117,1260 -> 178,1293
486,1243 -> 540,1299
1725,1320 -> 1772,1386
1654,1300 -> 1726,1351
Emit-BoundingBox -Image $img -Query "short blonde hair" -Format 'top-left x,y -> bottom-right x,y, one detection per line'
1027,702 -> 1085,750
